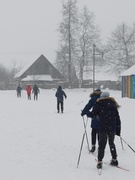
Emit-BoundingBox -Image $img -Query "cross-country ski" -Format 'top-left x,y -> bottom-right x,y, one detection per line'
98,168 -> 102,175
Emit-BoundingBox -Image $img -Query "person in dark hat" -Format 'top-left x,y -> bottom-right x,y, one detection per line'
81,89 -> 102,152
55,86 -> 67,113
32,84 -> 40,100
87,91 -> 121,169
16,84 -> 22,97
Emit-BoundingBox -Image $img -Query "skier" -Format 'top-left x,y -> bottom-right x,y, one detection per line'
81,89 -> 102,152
87,91 -> 121,169
55,86 -> 67,113
16,84 -> 22,97
32,84 -> 40,100
26,84 -> 32,100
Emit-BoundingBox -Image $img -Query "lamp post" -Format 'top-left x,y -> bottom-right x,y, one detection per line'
92,43 -> 104,92
93,44 -> 96,91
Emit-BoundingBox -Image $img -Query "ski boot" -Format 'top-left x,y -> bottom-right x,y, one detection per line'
97,161 -> 103,169
110,159 -> 118,166
89,145 -> 95,153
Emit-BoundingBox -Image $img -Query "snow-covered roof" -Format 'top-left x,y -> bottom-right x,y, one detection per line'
21,75 -> 53,81
83,66 -> 118,81
120,65 -> 135,76
95,72 -> 118,81
15,60 -> 35,78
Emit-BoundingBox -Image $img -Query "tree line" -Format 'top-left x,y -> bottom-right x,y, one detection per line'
55,0 -> 135,87
0,60 -> 21,82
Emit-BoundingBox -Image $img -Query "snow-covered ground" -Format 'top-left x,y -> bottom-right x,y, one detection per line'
0,88 -> 135,180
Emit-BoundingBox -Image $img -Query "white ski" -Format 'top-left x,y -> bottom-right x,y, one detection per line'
97,168 -> 102,175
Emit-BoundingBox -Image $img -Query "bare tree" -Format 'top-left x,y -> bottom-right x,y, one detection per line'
9,59 -> 22,80
106,23 -> 135,76
56,0 -> 78,86
0,64 -> 10,81
76,6 -> 100,87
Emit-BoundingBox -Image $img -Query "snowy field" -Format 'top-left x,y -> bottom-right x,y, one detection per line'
0,88 -> 135,180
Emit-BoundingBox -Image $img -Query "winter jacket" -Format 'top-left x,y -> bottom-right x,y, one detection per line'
26,85 -> 32,96
32,85 -> 40,95
16,85 -> 22,93
87,97 -> 121,135
55,86 -> 67,102
81,92 -> 101,129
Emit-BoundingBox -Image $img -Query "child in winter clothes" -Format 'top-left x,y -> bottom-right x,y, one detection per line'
87,91 -> 121,169
81,89 -> 102,153
26,84 -> 32,100
55,86 -> 67,113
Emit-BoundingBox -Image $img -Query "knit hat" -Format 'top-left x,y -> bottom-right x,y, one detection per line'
90,89 -> 101,97
100,91 -> 110,98
94,88 -> 101,92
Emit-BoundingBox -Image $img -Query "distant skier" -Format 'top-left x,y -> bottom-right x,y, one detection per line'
16,84 -> 22,97
26,84 -> 32,100
32,84 -> 40,100
55,86 -> 67,113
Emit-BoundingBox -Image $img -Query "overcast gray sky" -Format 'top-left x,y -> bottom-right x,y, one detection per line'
0,0 -> 135,68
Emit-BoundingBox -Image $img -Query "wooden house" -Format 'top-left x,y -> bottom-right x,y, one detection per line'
120,65 -> 135,98
14,54 -> 67,88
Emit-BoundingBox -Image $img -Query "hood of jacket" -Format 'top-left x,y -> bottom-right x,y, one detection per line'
97,97 -> 120,109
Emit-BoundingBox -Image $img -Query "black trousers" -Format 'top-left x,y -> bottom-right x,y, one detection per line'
91,128 -> 99,145
17,92 -> 21,97
57,101 -> 63,112
34,93 -> 38,100
98,132 -> 117,161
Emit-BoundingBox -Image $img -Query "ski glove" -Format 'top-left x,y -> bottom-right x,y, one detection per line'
81,112 -> 84,116
86,111 -> 92,118
116,128 -> 121,136
116,131 -> 120,136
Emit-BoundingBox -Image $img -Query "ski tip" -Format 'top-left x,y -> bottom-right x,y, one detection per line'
98,168 -> 102,175
117,166 -> 130,171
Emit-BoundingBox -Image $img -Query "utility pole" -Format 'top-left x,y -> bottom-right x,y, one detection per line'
92,43 -> 104,92
93,44 -> 96,91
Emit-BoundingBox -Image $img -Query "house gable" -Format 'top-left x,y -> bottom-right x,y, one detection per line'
15,54 -> 66,81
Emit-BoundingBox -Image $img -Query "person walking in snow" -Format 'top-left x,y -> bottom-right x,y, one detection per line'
26,84 -> 32,100
87,91 -> 121,169
81,89 -> 102,153
32,84 -> 40,100
16,84 -> 22,97
55,86 -> 67,113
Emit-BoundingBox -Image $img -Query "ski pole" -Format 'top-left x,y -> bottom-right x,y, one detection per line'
82,116 -> 90,151
77,116 -> 89,168
77,128 -> 86,168
121,137 -> 135,153
120,136 -> 124,150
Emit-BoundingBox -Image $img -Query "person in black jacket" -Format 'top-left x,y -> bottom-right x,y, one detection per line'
87,91 -> 121,169
55,86 -> 67,113
32,84 -> 40,100
16,84 -> 22,97
81,89 -> 102,152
